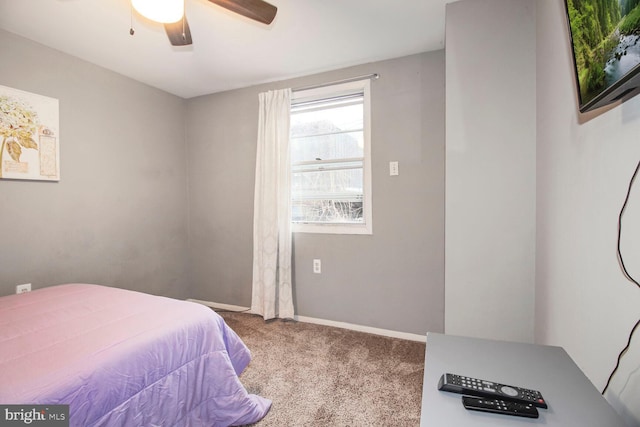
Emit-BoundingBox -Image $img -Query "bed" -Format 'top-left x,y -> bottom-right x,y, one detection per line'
0,283 -> 271,426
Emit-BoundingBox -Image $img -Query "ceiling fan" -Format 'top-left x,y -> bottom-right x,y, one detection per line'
133,0 -> 278,46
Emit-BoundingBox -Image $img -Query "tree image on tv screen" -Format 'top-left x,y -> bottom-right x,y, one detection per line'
568,0 -> 640,105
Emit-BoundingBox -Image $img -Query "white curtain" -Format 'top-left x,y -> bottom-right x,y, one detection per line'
251,88 -> 294,320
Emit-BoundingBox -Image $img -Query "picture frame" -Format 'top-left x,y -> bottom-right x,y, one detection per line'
0,85 -> 59,181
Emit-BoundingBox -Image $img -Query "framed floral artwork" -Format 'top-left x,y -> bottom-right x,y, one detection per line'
0,85 -> 59,181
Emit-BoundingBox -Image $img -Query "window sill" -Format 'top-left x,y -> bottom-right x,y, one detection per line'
292,222 -> 372,235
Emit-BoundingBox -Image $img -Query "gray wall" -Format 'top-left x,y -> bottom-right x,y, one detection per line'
0,30 -> 190,299
444,0 -> 536,343
187,51 -> 445,335
0,30 -> 444,337
536,1 -> 640,425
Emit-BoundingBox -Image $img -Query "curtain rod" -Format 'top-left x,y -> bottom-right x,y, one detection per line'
293,73 -> 379,92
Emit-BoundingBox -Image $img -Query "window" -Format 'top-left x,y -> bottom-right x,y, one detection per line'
290,80 -> 372,234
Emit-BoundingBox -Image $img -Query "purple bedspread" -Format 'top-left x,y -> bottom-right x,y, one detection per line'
0,284 -> 271,426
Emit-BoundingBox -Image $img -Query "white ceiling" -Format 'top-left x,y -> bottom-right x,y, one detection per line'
0,0 -> 450,99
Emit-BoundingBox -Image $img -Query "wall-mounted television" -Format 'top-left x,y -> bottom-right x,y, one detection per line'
565,0 -> 640,112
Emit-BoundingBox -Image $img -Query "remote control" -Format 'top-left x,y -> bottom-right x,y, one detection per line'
462,396 -> 539,418
438,373 -> 547,408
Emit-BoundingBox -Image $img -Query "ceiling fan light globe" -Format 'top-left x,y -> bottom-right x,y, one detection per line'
132,0 -> 184,24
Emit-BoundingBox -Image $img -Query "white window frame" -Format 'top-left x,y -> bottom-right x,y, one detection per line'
290,79 -> 372,235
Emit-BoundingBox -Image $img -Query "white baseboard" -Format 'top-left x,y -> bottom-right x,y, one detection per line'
187,298 -> 250,312
294,315 -> 426,342
187,298 -> 426,343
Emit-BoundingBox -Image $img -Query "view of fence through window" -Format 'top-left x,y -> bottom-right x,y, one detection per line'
290,92 -> 365,224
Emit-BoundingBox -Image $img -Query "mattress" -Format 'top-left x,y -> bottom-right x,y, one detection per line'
0,284 -> 271,426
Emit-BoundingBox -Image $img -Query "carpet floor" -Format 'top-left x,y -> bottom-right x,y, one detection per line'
219,311 -> 426,426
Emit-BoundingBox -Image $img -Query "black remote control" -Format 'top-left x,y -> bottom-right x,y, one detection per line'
438,373 -> 547,408
462,396 -> 539,418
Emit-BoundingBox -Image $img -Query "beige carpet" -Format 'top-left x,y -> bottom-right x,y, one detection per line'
219,311 -> 426,426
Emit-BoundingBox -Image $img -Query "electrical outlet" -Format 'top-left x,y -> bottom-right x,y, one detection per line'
16,283 -> 31,294
313,259 -> 321,274
390,161 -> 399,176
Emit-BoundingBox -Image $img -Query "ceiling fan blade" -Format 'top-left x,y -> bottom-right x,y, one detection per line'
208,0 -> 277,25
164,16 -> 193,46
